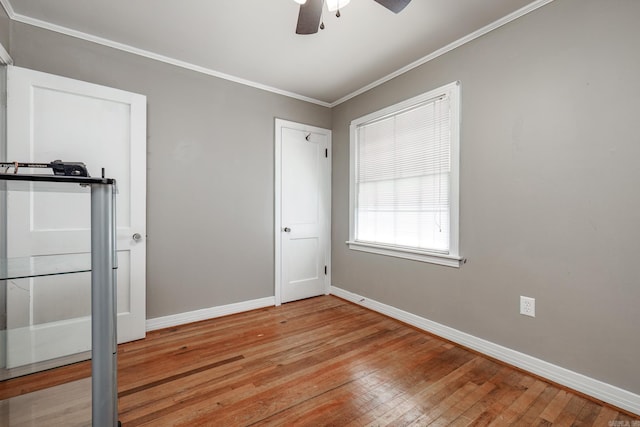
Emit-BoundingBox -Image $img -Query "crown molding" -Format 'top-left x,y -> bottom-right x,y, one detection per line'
0,0 -> 14,64
329,0 -> 555,107
0,0 -> 555,108
1,2 -> 332,107
0,0 -> 14,18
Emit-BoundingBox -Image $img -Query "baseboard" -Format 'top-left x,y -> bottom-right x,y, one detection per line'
330,286 -> 640,416
146,296 -> 275,332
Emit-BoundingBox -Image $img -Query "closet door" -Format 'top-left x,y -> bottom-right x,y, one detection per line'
5,66 -> 146,368
275,119 -> 331,304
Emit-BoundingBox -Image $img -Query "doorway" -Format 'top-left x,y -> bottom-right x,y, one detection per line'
275,119 -> 331,305
4,66 -> 146,370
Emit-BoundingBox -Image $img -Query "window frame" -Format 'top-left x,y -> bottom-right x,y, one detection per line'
347,81 -> 462,268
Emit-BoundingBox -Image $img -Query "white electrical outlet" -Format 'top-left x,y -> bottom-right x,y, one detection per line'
520,296 -> 535,317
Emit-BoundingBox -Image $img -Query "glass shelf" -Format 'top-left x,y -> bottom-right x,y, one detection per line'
1,173 -> 118,281
0,253 -> 94,280
0,172 -> 115,184
0,172 -> 115,193
1,170 -> 120,425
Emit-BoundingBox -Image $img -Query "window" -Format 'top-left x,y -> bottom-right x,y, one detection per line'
348,82 -> 461,267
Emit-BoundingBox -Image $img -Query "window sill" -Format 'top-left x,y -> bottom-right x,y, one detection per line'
346,241 -> 462,268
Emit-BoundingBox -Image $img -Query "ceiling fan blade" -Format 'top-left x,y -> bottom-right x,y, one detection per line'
296,0 -> 324,35
373,0 -> 412,13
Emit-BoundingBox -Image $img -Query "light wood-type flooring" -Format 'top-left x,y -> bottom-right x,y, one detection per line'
1,295 -> 638,426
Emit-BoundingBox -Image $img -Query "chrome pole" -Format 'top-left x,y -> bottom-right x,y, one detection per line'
90,182 -> 118,427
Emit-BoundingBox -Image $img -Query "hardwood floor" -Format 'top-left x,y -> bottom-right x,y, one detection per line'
1,295 -> 638,426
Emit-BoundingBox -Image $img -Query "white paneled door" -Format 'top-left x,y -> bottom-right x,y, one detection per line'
5,66 -> 146,368
275,119 -> 331,304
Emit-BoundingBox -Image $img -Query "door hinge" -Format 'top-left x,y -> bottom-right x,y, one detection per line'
325,148 -> 328,158
324,265 -> 327,275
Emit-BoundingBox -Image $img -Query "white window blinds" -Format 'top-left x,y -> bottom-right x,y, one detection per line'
354,94 -> 452,254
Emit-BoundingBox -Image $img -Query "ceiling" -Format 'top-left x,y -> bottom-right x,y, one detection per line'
3,0 -> 547,106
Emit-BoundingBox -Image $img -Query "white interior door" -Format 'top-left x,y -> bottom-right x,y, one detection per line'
5,66 -> 146,368
275,119 -> 331,304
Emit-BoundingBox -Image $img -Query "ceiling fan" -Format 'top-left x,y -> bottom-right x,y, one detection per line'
294,0 -> 412,35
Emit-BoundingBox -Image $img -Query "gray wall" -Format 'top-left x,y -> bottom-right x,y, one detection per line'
0,6 -> 9,53
332,0 -> 640,393
8,23 -> 331,319
4,0 -> 639,396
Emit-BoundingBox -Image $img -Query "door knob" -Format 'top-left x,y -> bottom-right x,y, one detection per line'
283,227 -> 291,233
132,233 -> 142,241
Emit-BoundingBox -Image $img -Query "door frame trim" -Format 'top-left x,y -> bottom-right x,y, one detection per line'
0,41 -> 12,65
274,118 -> 331,306
5,65 -> 147,368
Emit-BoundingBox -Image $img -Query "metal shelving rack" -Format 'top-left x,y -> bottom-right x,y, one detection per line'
0,173 -> 119,427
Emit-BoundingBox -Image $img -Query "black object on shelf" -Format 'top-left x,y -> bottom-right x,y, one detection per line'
1,160 -> 90,177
